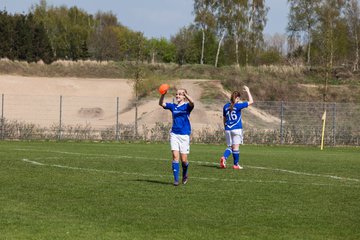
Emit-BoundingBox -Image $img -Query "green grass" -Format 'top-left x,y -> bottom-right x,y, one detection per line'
0,141 -> 359,240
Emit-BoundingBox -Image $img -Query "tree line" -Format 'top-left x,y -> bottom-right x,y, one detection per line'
0,0 -> 360,70
288,0 -> 360,71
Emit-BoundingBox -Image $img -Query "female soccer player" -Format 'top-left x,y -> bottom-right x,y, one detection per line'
159,88 -> 194,186
220,86 -> 253,169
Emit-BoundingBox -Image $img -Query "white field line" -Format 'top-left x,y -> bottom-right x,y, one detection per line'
22,159 -> 167,178
245,166 -> 360,182
21,158 -> 358,188
16,148 -> 360,183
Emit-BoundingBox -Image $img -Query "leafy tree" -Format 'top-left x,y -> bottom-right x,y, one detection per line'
287,0 -> 321,66
32,1 -> 94,60
171,26 -> 200,65
89,26 -> 120,61
38,6 -> 70,59
115,25 -> 139,61
66,7 -> 92,60
0,10 -> 53,63
214,0 -> 231,67
88,11 -> 120,61
13,14 -> 31,61
246,0 -> 268,66
145,38 -> 176,63
146,38 -> 158,64
194,0 -> 217,64
197,29 -> 220,65
333,18 -> 351,64
316,0 -> 346,68
222,37 -> 237,65
132,32 -> 147,62
194,0 -> 267,67
226,0 -> 248,67
256,49 -> 282,65
125,31 -> 147,62
215,0 -> 239,67
30,15 -> 54,63
313,0 -> 346,101
345,0 -> 360,71
0,11 -> 15,59
79,40 -> 90,60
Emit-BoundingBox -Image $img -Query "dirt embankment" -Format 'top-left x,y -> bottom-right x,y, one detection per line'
0,75 -> 279,131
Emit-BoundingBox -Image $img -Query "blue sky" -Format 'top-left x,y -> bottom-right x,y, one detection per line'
2,0 -> 289,39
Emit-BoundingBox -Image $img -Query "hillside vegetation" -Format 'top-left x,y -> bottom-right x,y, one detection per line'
0,59 -> 359,103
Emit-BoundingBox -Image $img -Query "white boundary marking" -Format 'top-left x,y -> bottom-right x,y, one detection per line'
21,158 -> 359,188
244,166 -> 360,182
16,148 -> 360,183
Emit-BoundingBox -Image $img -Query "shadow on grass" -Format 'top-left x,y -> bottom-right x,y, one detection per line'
198,163 -> 220,169
135,179 -> 173,185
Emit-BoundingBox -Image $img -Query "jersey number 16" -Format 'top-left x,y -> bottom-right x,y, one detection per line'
226,110 -> 237,121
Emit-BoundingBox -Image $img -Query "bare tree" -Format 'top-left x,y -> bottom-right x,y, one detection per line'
265,33 -> 287,56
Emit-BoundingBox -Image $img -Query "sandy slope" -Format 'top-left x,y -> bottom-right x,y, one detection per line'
0,75 -> 279,132
115,79 -> 224,130
0,76 -> 224,130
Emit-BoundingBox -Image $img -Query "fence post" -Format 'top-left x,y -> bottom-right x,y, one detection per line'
280,101 -> 284,144
116,97 -> 120,141
332,103 -> 336,146
58,95 -> 62,140
1,94 -> 4,140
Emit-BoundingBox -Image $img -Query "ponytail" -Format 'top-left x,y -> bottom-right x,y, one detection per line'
230,91 -> 241,111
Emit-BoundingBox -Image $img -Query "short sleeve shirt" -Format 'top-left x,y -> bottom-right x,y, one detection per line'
164,102 -> 194,135
223,102 -> 249,130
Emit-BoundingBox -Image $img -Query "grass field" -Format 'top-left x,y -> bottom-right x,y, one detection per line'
0,141 -> 359,240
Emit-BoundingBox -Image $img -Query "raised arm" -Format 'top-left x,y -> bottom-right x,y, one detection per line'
159,93 -> 166,108
183,92 -> 194,108
243,86 -> 254,105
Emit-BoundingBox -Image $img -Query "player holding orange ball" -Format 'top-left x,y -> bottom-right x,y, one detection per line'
159,85 -> 194,186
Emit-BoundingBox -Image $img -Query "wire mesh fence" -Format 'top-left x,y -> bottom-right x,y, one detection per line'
244,101 -> 360,146
0,93 -> 359,146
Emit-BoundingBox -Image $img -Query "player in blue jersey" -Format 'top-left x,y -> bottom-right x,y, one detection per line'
159,88 -> 194,186
220,86 -> 253,169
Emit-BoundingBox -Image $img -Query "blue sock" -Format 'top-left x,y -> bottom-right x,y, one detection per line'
172,161 -> 180,182
233,150 -> 240,166
182,162 -> 189,178
223,147 -> 232,159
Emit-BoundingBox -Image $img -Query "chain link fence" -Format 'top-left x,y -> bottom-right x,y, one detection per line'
0,94 -> 359,146
243,101 -> 360,146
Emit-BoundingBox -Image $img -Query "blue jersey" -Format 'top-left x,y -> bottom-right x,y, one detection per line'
164,102 -> 194,135
223,102 -> 249,130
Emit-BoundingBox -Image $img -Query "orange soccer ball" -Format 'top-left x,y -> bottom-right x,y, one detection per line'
158,84 -> 170,95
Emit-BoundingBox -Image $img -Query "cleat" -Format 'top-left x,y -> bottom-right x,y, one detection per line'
174,181 -> 179,186
233,164 -> 243,170
220,157 -> 226,168
182,175 -> 188,185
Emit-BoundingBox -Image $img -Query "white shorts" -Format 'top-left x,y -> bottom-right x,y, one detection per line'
225,129 -> 244,147
170,132 -> 190,154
